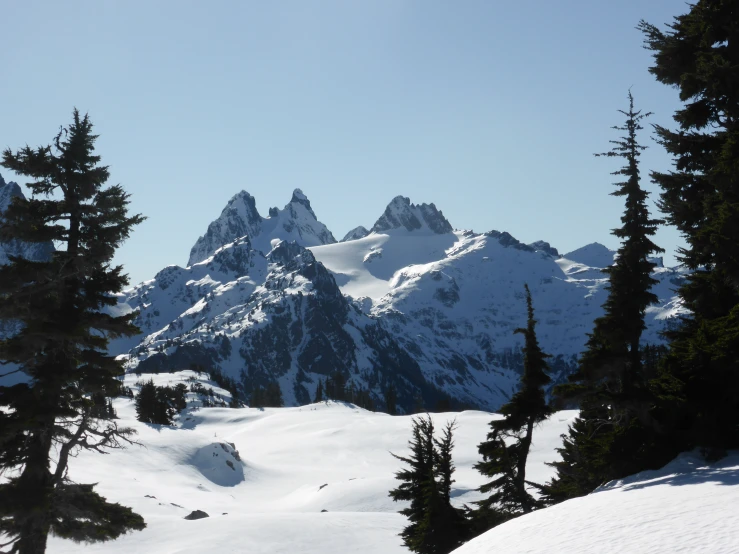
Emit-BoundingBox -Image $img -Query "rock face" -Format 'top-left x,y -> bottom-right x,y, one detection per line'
117,237 -> 438,411
184,510 -> 209,520
188,188 -> 336,266
113,190 -> 687,413
0,174 -> 54,265
529,240 -> 560,258
371,196 -> 453,234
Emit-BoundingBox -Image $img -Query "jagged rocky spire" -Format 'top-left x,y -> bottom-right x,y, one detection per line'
188,188 -> 336,266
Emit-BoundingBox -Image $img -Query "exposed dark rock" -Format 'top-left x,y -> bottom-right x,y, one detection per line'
184,510 -> 210,520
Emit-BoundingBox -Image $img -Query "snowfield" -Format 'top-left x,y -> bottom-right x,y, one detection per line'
37,371 -> 738,554
454,452 -> 739,554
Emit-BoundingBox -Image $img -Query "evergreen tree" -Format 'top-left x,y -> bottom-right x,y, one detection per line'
325,372 -> 347,402
389,415 -> 436,552
264,382 -> 284,407
474,285 -> 552,521
314,379 -> 324,403
390,416 -> 467,554
250,385 -> 265,408
639,1 -> 739,457
0,110 -> 145,553
154,387 -> 176,424
383,382 -> 398,415
135,380 -> 159,424
207,366 -> 242,407
547,92 -> 665,500
429,421 -> 467,552
171,383 -> 189,412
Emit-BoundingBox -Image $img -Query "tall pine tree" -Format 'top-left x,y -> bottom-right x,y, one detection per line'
639,0 -> 739,457
474,285 -> 552,524
547,92 -> 665,501
0,110 -> 145,554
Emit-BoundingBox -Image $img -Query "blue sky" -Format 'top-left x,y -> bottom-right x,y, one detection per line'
2,0 -> 686,285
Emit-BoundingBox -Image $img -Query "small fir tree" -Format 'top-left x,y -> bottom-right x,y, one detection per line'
474,285 -> 552,522
389,415 -> 437,551
314,379 -> 324,403
383,382 -> 398,415
389,416 -> 467,554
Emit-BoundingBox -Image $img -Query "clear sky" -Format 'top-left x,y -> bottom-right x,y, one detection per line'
2,0 -> 687,285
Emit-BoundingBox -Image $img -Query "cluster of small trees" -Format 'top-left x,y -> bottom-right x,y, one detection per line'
249,382 -> 284,408
389,416 -> 467,553
314,372 -> 375,411
192,364 -> 242,408
390,285 -> 554,552
134,380 -> 188,425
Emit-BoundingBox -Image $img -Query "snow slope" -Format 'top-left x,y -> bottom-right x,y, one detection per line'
35,371 -> 738,554
453,451 -> 739,554
43,371 -> 573,554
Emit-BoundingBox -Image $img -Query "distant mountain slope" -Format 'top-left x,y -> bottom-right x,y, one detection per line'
0,173 -> 54,264
113,190 -> 686,412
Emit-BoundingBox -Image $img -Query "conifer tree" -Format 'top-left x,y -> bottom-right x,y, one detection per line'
383,382 -> 398,415
134,380 -> 159,424
547,92 -> 665,500
264,382 -> 284,407
0,110 -> 145,553
250,385 -> 265,408
389,416 -> 466,554
639,0 -> 739,457
429,421 -> 467,553
474,285 -> 552,521
314,379 -> 324,403
389,415 -> 436,551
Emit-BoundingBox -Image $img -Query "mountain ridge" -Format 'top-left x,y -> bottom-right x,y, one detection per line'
106,189 -> 686,412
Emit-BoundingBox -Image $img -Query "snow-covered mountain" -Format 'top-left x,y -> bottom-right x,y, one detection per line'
188,188 -> 336,266
0,173 -> 54,264
109,189 -> 686,412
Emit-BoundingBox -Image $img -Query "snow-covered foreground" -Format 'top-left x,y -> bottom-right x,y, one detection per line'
43,371 -> 738,553
454,452 -> 739,554
46,370 -> 572,553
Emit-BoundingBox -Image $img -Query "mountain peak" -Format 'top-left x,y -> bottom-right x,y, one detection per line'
371,196 -> 453,234
288,188 -> 317,219
563,242 -> 616,268
341,226 -> 370,242
0,173 -> 23,213
188,189 -> 336,266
